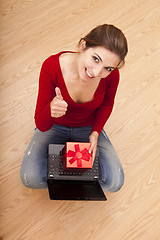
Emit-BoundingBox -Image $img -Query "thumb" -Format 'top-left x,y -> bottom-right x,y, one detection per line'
55,87 -> 63,99
89,143 -> 94,154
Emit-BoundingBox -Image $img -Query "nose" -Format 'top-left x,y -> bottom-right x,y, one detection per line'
93,66 -> 103,77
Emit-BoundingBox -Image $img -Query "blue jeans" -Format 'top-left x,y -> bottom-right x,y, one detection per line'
20,125 -> 124,192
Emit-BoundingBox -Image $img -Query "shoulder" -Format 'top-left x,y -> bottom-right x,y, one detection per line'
43,51 -> 74,65
108,68 -> 120,87
39,52 -> 65,79
42,52 -> 62,68
108,68 -> 120,82
101,68 -> 120,89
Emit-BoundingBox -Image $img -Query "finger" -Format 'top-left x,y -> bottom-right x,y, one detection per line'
51,106 -> 67,113
53,97 -> 68,108
51,111 -> 66,118
58,100 -> 68,108
89,143 -> 94,154
55,87 -> 63,100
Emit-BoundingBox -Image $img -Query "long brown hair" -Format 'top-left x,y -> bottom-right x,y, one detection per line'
79,24 -> 128,67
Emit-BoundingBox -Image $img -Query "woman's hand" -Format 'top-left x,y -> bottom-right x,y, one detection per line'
89,131 -> 99,165
50,87 -> 68,118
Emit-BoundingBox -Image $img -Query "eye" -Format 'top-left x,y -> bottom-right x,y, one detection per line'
92,56 -> 99,63
105,67 -> 112,72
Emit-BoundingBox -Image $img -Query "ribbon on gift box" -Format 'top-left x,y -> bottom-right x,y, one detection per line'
66,144 -> 91,167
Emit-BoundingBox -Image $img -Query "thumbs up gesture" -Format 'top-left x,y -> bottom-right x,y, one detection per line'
50,87 -> 68,118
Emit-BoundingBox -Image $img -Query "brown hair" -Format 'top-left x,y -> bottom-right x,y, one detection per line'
79,24 -> 128,67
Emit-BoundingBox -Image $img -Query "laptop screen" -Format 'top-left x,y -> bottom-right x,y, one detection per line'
47,180 -> 107,201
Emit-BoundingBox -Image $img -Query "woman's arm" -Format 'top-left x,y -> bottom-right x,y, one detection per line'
89,70 -> 120,161
92,69 -> 120,135
34,56 -> 57,131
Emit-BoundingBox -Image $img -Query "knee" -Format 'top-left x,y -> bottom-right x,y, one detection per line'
20,167 -> 47,189
101,168 -> 124,192
20,169 -> 32,188
113,170 -> 124,192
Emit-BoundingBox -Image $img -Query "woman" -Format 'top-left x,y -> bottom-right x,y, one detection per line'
20,24 -> 128,192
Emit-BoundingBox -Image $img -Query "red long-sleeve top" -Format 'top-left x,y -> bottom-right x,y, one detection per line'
35,52 -> 120,134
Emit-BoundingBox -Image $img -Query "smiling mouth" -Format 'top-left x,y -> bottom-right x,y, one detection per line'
85,68 -> 94,78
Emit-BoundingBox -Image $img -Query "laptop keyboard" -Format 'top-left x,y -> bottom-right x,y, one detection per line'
48,154 -> 99,178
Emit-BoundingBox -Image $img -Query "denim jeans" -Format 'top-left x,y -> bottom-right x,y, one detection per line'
20,125 -> 124,192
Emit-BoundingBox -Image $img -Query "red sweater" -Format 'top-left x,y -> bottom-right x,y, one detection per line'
35,52 -> 120,134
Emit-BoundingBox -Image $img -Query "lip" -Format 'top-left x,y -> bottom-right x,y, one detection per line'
85,68 -> 94,78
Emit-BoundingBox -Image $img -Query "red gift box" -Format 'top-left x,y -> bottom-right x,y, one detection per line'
63,142 -> 92,169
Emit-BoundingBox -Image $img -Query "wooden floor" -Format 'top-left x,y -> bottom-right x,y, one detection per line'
0,0 -> 160,239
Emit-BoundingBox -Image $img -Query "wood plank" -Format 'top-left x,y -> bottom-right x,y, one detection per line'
1,0 -> 160,239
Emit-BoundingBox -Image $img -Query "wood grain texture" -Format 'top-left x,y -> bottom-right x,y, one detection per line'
0,0 -> 160,239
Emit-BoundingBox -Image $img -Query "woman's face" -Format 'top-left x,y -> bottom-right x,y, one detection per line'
77,42 -> 120,82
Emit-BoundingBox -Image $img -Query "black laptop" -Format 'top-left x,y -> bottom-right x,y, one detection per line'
47,144 -> 107,201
